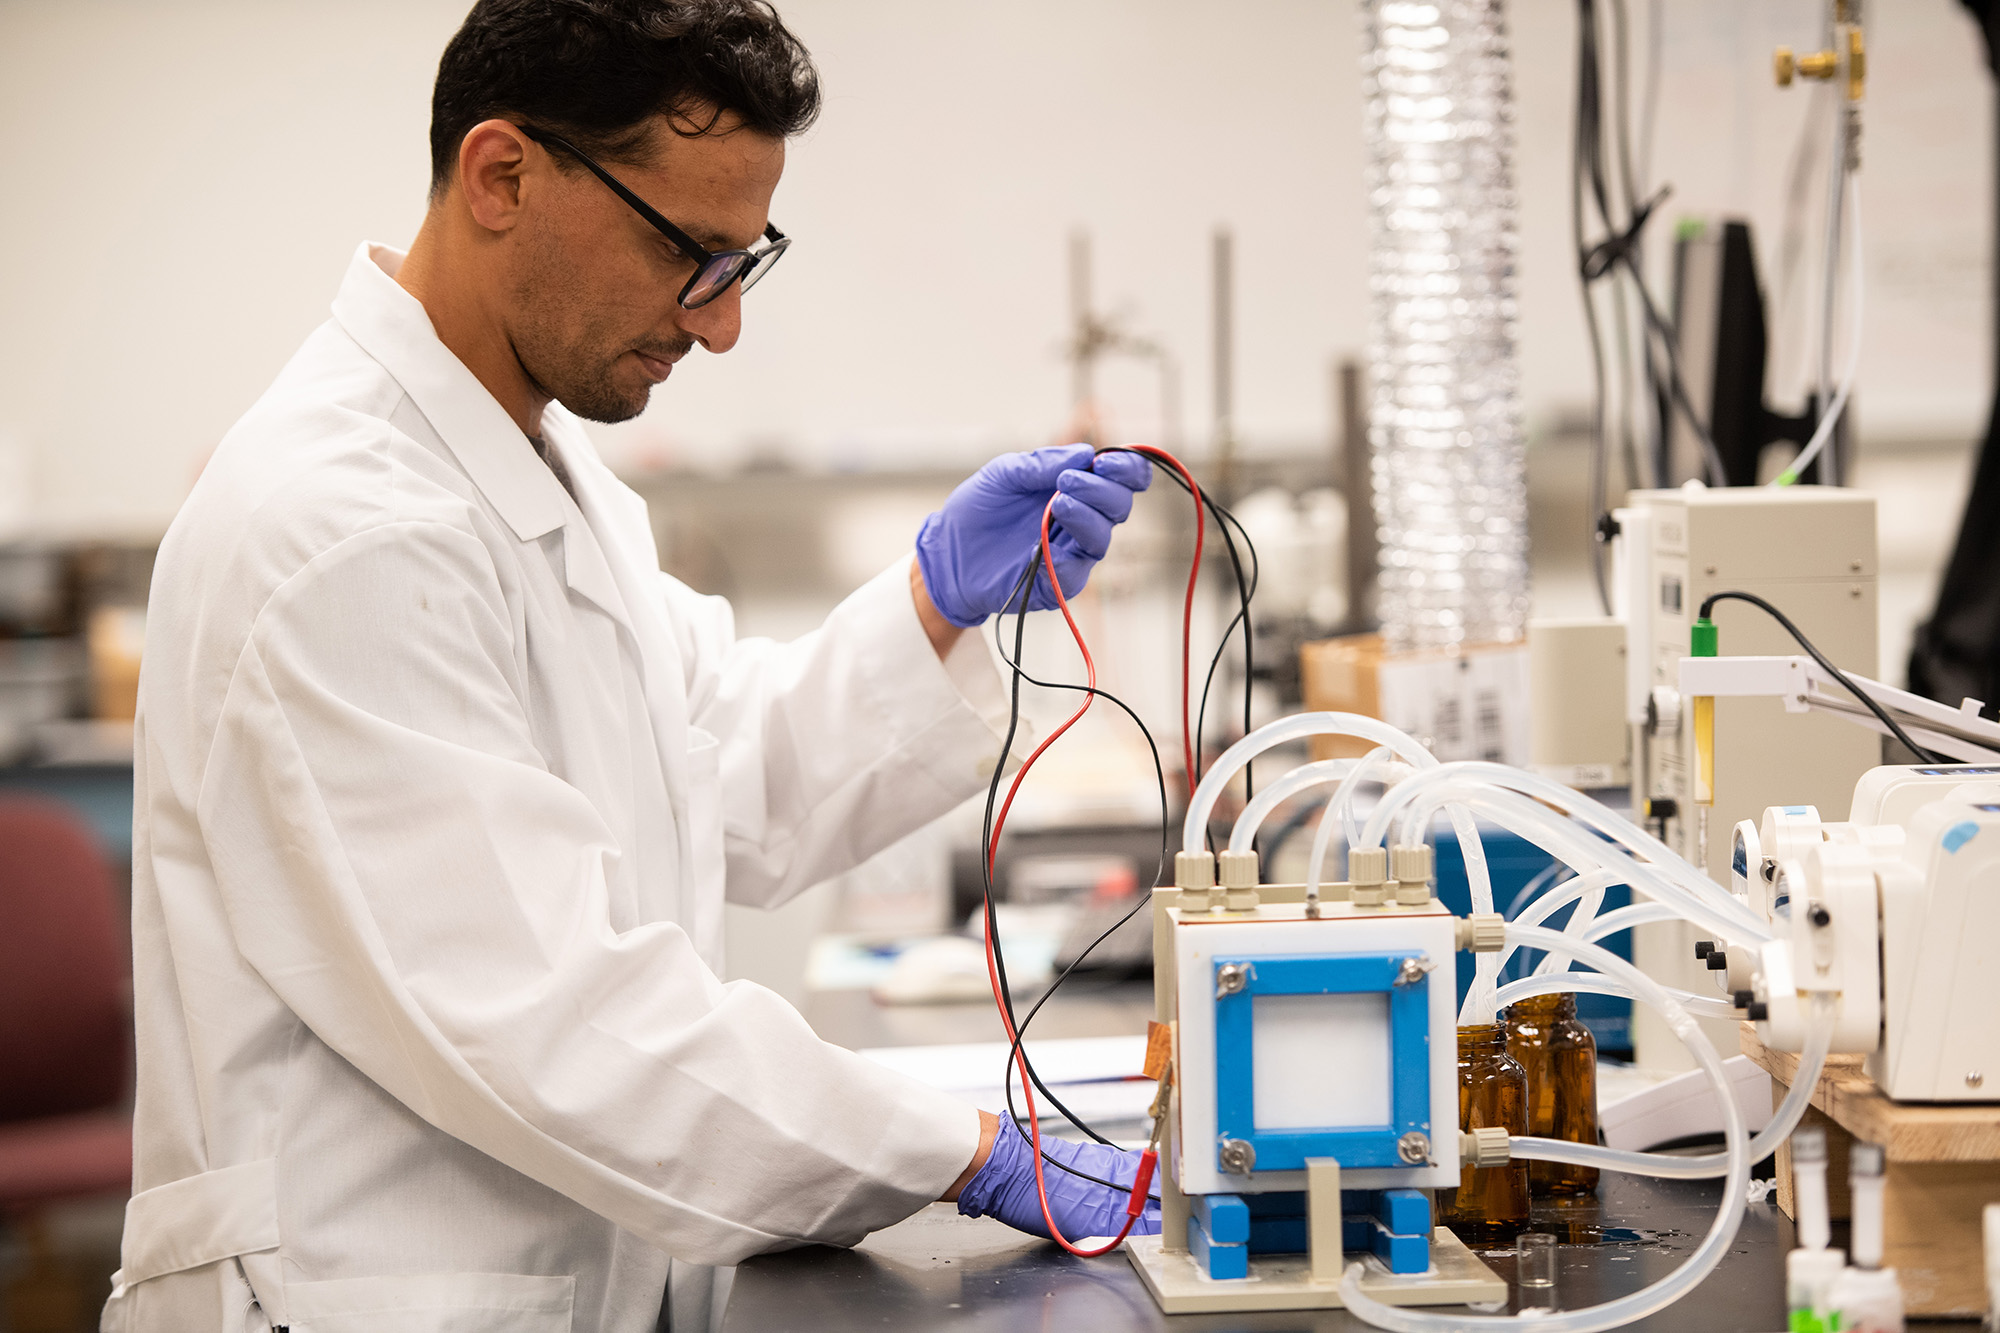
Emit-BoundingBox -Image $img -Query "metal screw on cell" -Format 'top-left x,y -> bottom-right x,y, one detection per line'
1808,905 -> 1832,929
1215,963 -> 1251,1000
1397,1132 -> 1431,1165
1969,1071 -> 1985,1089
1394,956 -> 1434,988
1706,951 -> 1729,971
1219,1138 -> 1256,1175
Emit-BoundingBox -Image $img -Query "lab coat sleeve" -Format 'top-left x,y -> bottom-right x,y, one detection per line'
665,555 -> 1018,910
196,521 -> 982,1264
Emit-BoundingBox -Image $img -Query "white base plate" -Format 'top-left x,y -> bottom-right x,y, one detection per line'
1124,1228 -> 1508,1315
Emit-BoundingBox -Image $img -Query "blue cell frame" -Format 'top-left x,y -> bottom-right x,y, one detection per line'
1212,953 -> 1431,1172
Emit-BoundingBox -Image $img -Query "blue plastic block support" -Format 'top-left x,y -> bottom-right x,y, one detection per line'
1191,1193 -> 1250,1244
1369,1220 -> 1431,1275
1187,1212 -> 1249,1280
1372,1188 -> 1431,1236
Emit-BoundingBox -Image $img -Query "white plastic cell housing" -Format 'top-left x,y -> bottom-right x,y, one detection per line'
1170,902 -> 1461,1196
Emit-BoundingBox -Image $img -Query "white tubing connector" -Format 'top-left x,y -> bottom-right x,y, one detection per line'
1218,849 -> 1260,911
1460,1126 -> 1510,1169
1348,845 -> 1389,906
1175,850 -> 1219,910
1455,913 -> 1506,953
1391,843 -> 1434,906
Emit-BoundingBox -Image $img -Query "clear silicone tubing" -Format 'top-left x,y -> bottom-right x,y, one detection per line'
1493,971 -> 1741,1021
1366,761 -> 1765,935
1364,777 -> 1768,948
1398,782 -> 1757,946
1512,995 -> 1837,1181
1185,714 -> 1497,936
1533,872 -> 1604,977
1380,765 -> 1770,945
1494,869 -> 1624,971
1227,758 -> 1360,854
1183,712 -> 1438,855
1338,924 -> 1751,1333
1578,901 -> 1682,943
1378,769 -> 1767,944
1304,747 -> 1394,905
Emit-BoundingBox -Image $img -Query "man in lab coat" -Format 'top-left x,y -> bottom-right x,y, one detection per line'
105,2 -> 1158,1330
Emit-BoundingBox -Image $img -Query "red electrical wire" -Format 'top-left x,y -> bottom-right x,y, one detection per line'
978,445 -> 1203,1256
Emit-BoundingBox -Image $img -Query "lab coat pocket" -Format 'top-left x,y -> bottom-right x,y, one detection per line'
683,726 -> 726,968
283,1271 -> 574,1333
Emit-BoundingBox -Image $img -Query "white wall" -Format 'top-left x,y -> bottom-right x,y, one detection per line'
0,0 -> 1989,536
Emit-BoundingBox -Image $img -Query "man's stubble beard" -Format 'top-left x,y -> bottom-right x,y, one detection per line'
510,231 -> 692,425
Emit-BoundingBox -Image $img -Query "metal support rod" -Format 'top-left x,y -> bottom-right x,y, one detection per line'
1338,357 -> 1378,633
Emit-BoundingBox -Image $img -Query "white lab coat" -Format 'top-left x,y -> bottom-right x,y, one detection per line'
104,244 -> 1009,1333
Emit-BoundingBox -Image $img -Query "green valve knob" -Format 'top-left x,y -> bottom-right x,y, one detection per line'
1691,618 -> 1718,657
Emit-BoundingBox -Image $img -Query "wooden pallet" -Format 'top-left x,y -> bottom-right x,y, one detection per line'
1739,1024 -> 2000,1319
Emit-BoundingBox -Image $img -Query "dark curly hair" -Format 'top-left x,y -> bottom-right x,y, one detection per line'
428,0 -> 820,196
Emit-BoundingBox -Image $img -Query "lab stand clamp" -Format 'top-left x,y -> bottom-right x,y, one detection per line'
1125,847 -> 1512,1315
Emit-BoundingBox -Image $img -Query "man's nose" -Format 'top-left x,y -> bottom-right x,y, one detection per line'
680,281 -> 743,355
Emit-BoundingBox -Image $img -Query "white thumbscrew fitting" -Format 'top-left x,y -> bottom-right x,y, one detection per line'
1459,1126 -> 1510,1168
1347,845 -> 1389,906
1217,849 -> 1260,911
1454,913 -> 1507,952
1176,849 -> 1222,911
1391,843 -> 1434,906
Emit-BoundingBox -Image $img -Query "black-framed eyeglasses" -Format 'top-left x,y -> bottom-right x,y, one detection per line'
518,124 -> 789,311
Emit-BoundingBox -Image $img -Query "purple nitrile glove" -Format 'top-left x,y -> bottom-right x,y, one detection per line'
956,1117 -> 1162,1240
915,445 -> 1153,628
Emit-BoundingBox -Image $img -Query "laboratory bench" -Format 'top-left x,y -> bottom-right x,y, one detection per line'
747,980 -> 1982,1333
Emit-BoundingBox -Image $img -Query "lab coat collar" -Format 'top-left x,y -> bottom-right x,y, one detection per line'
330,243 -> 631,627
330,243 -> 568,546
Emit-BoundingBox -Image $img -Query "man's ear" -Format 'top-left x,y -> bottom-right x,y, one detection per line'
456,119 -> 536,234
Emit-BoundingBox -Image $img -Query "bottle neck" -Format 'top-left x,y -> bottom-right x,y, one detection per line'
1508,992 -> 1578,1024
1458,1022 -> 1507,1055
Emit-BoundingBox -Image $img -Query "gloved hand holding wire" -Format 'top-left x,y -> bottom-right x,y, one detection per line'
915,444 -> 1153,628
954,1117 -> 1161,1241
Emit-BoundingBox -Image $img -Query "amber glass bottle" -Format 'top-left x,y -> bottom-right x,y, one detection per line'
1506,992 -> 1601,1198
1440,1023 -> 1530,1246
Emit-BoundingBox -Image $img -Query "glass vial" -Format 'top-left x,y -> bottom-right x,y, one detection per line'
1516,1231 -> 1557,1291
1507,992 -> 1600,1198
1441,1023 -> 1530,1246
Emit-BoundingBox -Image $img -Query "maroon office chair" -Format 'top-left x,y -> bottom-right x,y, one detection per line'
0,795 -> 131,1212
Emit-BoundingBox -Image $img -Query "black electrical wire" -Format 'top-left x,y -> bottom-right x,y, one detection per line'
973,456 -> 1260,1196
1698,590 -> 1947,764
1568,0 -> 1728,572
1191,501 -> 1260,847
976,554 -> 1164,1193
1088,448 -> 1260,816
1575,0 -> 1616,616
